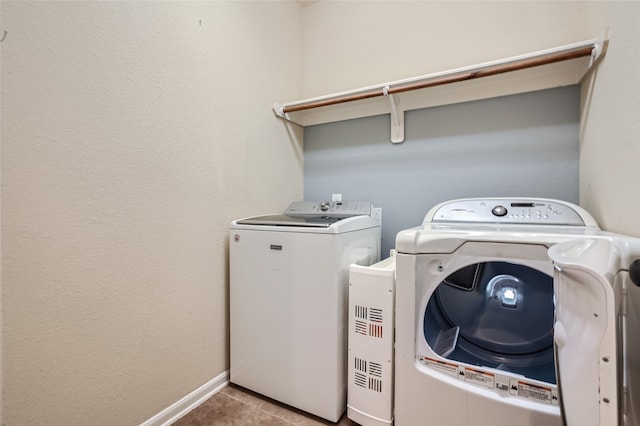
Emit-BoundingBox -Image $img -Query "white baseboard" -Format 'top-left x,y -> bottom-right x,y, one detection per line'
140,370 -> 229,426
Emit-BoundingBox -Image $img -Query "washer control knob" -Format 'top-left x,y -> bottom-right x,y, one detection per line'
320,202 -> 331,212
492,205 -> 508,217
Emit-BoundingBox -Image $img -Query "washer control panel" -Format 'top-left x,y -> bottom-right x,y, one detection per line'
430,199 -> 585,225
284,200 -> 372,218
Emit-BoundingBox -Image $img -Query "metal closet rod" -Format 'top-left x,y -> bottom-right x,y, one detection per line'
281,43 -> 597,114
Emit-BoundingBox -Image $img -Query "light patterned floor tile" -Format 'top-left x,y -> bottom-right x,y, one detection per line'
172,384 -> 359,426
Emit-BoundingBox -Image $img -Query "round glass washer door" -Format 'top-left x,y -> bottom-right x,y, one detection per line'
424,261 -> 556,384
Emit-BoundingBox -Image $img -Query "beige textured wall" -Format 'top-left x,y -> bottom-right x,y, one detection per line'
580,2 -> 640,237
301,1 -> 594,98
1,1 -> 302,425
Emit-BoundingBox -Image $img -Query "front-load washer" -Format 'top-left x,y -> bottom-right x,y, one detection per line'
229,200 -> 381,422
394,198 -> 640,426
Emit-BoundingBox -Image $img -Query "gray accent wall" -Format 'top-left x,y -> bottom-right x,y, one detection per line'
304,86 -> 580,256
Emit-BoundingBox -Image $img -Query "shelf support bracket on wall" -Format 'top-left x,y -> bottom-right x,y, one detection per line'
588,29 -> 610,70
384,86 -> 404,144
273,102 -> 303,126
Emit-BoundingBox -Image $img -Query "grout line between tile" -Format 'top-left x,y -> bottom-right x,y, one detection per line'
221,388 -> 266,409
220,393 -> 261,425
221,389 -> 302,425
255,406 -> 299,425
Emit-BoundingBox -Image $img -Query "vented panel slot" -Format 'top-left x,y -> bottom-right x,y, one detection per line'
349,268 -> 394,421
370,308 -> 383,323
355,357 -> 368,373
355,372 -> 367,388
369,377 -> 383,393
355,305 -> 368,320
369,323 -> 383,338
369,362 -> 382,377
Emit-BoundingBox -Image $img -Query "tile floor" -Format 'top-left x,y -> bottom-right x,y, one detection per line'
172,384 -> 359,426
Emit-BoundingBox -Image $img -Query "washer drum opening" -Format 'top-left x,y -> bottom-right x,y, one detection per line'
424,261 -> 557,384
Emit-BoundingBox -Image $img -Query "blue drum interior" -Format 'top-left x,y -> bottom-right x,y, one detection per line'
424,261 -> 556,384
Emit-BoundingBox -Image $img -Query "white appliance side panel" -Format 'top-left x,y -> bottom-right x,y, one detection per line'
623,271 -> 640,426
347,260 -> 395,426
614,235 -> 640,426
229,226 -> 380,422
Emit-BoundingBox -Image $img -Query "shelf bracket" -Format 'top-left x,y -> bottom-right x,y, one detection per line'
384,86 -> 404,144
272,102 -> 303,127
589,29 -> 609,68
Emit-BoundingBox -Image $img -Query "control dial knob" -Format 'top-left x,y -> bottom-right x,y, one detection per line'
492,205 -> 508,217
320,202 -> 331,212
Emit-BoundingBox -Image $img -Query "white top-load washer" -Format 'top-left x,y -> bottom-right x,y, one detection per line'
229,200 -> 381,422
394,198 -> 640,426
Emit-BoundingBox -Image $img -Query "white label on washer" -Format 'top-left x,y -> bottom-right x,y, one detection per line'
419,356 -> 458,378
516,381 -> 554,404
463,367 -> 494,388
495,376 -> 510,392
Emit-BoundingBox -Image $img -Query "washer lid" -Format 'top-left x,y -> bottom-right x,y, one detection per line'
235,214 -> 342,228
235,200 -> 374,228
